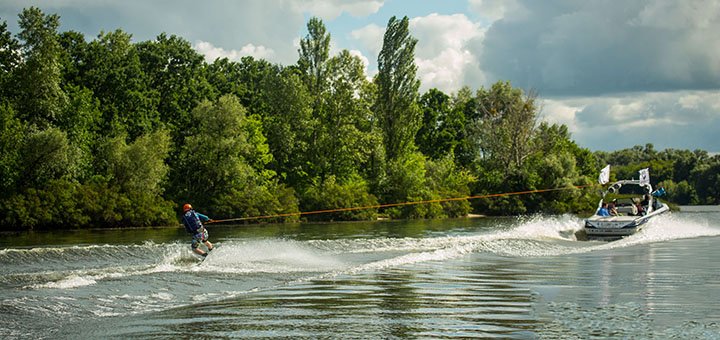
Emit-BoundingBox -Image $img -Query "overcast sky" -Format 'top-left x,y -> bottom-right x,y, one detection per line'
2,0 -> 719,153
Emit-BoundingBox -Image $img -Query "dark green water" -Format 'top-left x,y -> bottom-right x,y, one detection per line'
2,212 -> 719,339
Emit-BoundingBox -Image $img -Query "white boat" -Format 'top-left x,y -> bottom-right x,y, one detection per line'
582,178 -> 669,240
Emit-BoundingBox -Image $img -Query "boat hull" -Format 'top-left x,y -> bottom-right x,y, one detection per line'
583,204 -> 669,240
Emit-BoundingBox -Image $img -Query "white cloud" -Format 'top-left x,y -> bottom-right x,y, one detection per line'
632,0 -> 720,30
551,90 -> 720,152
289,0 -> 384,20
408,13 -> 486,93
478,1 -> 720,96
541,99 -> 584,133
348,49 -> 373,78
193,40 -> 275,63
350,24 -> 385,60
468,0 -> 521,23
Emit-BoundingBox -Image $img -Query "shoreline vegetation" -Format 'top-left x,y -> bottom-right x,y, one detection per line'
1,8 -> 718,231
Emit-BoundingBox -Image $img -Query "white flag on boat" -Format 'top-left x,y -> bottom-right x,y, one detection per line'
598,165 -> 610,184
638,168 -> 650,184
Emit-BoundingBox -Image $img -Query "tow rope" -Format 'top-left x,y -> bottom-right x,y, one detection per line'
207,185 -> 592,224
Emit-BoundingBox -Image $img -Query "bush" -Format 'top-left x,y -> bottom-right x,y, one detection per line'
301,174 -> 378,221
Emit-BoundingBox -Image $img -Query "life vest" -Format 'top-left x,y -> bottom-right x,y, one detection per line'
182,210 -> 203,234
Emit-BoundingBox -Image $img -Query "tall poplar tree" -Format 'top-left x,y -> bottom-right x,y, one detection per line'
374,16 -> 421,161
298,17 -> 330,103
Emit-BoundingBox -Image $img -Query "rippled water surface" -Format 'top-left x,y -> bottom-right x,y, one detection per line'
2,211 -> 720,339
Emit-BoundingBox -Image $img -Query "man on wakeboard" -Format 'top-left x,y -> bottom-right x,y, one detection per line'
181,204 -> 214,257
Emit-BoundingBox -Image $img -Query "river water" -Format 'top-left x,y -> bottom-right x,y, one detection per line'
2,211 -> 720,339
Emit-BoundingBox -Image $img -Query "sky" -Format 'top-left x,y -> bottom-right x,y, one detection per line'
1,0 -> 719,153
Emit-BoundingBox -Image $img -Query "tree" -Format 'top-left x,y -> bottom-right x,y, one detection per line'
80,29 -> 159,139
302,174 -> 378,221
375,16 -> 421,161
136,33 -> 213,134
15,127 -> 78,190
451,86 -> 481,168
475,81 -> 539,171
0,103 -> 24,196
57,30 -> 87,86
417,88 -> 467,160
261,67 -> 315,188
0,21 -> 20,98
298,17 -> 330,106
318,50 -> 376,180
691,156 -> 720,204
100,130 -> 171,197
172,95 -> 298,220
14,7 -> 67,128
416,88 -> 450,158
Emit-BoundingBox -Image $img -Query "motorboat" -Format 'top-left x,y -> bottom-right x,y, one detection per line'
582,174 -> 669,240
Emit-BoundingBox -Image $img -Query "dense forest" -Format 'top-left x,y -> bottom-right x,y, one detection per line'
0,8 -> 718,230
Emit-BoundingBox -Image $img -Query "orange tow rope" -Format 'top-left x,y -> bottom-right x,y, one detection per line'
207,185 -> 592,224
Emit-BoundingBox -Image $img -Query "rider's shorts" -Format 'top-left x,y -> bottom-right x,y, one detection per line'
191,228 -> 209,249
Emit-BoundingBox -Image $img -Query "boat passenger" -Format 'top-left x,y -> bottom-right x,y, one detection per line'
652,187 -> 666,197
597,202 -> 611,216
635,201 -> 646,216
608,201 -> 620,216
640,194 -> 651,213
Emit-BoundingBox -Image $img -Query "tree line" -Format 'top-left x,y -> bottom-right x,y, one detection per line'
0,8 -> 717,230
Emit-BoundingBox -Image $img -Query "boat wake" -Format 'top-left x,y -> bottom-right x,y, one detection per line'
3,212 -> 719,292
1,211 -> 718,333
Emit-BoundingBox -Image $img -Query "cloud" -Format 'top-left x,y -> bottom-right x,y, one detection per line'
542,90 -> 720,152
1,1 -> 311,65
350,23 -> 385,61
289,0 -> 384,20
351,13 -> 487,94
347,49 -> 372,78
468,0 -> 521,23
476,0 -> 720,96
193,41 -> 275,63
409,13 -> 485,93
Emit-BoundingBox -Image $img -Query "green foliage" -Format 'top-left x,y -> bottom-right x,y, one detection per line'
0,20 -> 20,96
14,7 -> 68,128
375,16 -> 421,161
417,88 -> 466,160
315,50 -> 377,181
690,156 -> 720,204
298,17 -> 330,100
172,94 -> 297,220
475,81 -> 538,171
381,152 -> 473,219
424,155 -> 474,218
2,9 -> 718,229
80,29 -> 159,139
1,179 -> 87,229
0,103 -> 24,195
302,175 -> 378,221
260,68 -> 315,187
0,177 -> 176,230
17,127 -> 79,189
136,33 -> 213,135
100,129 -> 171,196
661,180 -> 698,205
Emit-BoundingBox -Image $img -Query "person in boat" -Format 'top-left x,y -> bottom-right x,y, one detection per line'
652,187 -> 666,210
635,199 -> 646,216
181,203 -> 214,257
652,187 -> 666,198
640,194 -> 651,212
608,200 -> 620,216
597,202 -> 611,216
